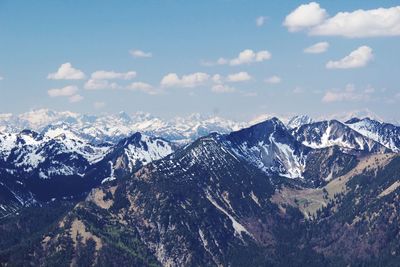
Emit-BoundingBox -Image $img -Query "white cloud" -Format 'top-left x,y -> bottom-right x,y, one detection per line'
322,84 -> 373,102
160,72 -> 209,88
200,58 -> 227,66
203,49 -> 271,66
48,85 -> 78,97
326,46 -> 373,69
127,82 -> 157,94
256,16 -> 267,27
84,79 -> 119,90
129,49 -> 152,58
283,2 -> 327,32
91,70 -> 136,80
47,85 -> 83,103
211,84 -> 236,93
265,75 -> 281,84
304,41 -> 329,54
47,63 -> 85,80
227,72 -> 252,82
69,94 -> 83,103
230,49 -> 271,66
285,4 -> 400,38
310,6 -> 400,38
93,102 -> 106,109
0,76 -> 3,80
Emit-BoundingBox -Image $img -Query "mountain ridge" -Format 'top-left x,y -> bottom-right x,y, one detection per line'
0,113 -> 400,266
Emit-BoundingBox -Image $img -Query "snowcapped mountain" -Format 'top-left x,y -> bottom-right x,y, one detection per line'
0,109 -> 81,132
221,118 -> 360,183
35,118 -> 400,266
286,115 -> 313,129
2,112 -> 400,265
38,133 -> 285,266
318,109 -> 385,124
0,129 -> 175,216
0,109 -> 246,144
224,118 -> 306,178
345,117 -> 400,152
1,110 -> 400,218
291,120 -> 389,153
0,129 -> 109,174
0,128 -> 111,211
89,132 -> 175,184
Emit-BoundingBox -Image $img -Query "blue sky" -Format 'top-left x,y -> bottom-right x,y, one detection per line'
0,0 -> 399,121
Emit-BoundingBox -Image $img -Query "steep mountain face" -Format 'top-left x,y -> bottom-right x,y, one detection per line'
0,130 -> 174,217
222,118 -> 359,185
302,146 -> 358,185
292,120 -> 389,153
224,118 -> 307,179
345,117 -> 400,152
0,129 -> 110,213
87,132 -> 174,184
33,135 -> 311,267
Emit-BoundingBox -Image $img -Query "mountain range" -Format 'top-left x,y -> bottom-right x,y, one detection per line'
0,110 -> 400,266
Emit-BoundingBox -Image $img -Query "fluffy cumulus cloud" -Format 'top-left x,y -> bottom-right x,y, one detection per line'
204,49 -> 271,66
47,63 -> 85,80
285,3 -> 400,38
283,2 -> 327,32
160,72 -> 209,88
47,85 -> 83,103
229,49 -> 271,66
304,41 -> 329,54
127,82 -> 157,94
322,84 -> 374,103
91,70 -> 136,80
85,70 -> 137,90
256,16 -> 267,27
84,79 -> 119,90
326,46 -> 373,69
69,94 -> 84,103
226,72 -> 252,82
48,85 -> 78,97
311,6 -> 400,38
265,75 -> 281,84
129,49 -> 152,58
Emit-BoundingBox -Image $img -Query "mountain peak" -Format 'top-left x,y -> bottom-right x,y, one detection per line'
287,115 -> 313,129
345,117 -> 362,124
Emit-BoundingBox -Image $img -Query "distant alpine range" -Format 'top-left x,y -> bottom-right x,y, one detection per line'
1,109 -> 400,266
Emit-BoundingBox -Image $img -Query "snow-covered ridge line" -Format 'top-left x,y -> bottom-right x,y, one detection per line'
1,112 -> 398,159
0,109 -> 248,144
0,129 -> 110,166
0,108 -> 397,145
